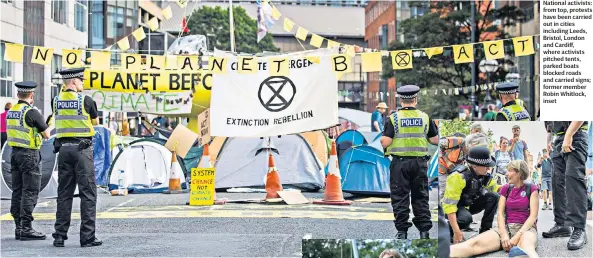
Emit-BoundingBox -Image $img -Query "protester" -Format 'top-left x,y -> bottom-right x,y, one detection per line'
536,149 -> 553,210
1,102 -> 12,149
494,137 -> 513,185
450,160 -> 540,258
510,125 -> 529,161
465,124 -> 489,150
438,136 -> 466,201
379,249 -> 405,258
372,102 -> 388,132
483,104 -> 497,121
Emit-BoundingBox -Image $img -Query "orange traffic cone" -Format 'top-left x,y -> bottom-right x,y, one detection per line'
265,153 -> 283,200
313,140 -> 352,205
163,151 -> 186,194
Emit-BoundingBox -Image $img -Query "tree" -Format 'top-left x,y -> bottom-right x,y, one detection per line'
186,6 -> 279,54
382,1 -> 526,119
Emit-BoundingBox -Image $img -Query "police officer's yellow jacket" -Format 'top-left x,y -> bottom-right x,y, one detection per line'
53,91 -> 95,138
499,102 -> 530,121
6,103 -> 42,149
385,109 -> 429,157
441,165 -> 500,215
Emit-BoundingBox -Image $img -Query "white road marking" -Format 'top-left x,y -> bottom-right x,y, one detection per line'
106,198 -> 136,212
303,233 -> 312,239
37,201 -> 51,207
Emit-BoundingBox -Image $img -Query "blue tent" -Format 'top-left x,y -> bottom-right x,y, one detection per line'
336,129 -> 368,160
338,145 -> 391,196
428,149 -> 438,178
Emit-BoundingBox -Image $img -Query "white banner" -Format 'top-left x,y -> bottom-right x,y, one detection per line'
84,90 -> 193,115
210,49 -> 339,137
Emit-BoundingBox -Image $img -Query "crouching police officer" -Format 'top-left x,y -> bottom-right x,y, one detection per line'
495,82 -> 531,121
51,68 -> 102,248
381,85 -> 439,239
442,146 -> 500,244
7,81 -> 51,240
543,121 -> 589,250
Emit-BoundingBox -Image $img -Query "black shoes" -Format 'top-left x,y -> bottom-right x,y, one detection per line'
14,218 -> 21,240
19,222 -> 46,241
567,228 -> 587,250
543,224 -> 572,238
396,231 -> 407,239
81,238 -> 103,248
419,231 -> 430,239
53,236 -> 65,247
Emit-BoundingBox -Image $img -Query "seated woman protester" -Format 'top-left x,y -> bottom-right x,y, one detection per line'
450,160 -> 540,258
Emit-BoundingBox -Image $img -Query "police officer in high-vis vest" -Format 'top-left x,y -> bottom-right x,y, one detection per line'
495,82 -> 531,121
7,81 -> 51,241
51,67 -> 102,248
543,121 -> 589,250
441,146 -> 500,244
380,85 -> 439,239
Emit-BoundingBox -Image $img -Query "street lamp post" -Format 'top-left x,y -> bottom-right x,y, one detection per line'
479,59 -> 499,118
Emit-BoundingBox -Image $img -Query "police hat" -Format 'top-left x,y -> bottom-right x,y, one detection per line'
58,67 -> 86,80
466,146 -> 496,167
397,85 -> 420,99
495,81 -> 519,95
14,81 -> 38,93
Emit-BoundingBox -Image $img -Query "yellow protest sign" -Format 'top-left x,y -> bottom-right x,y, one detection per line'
190,168 -> 215,206
164,55 -> 178,70
310,34 -> 324,48
272,6 -> 281,20
62,49 -> 83,68
132,28 -> 146,41
512,36 -> 535,56
452,44 -> 474,64
332,54 -> 351,80
31,46 -> 54,65
162,5 -> 173,20
83,70 -> 212,93
237,56 -> 258,74
327,40 -> 340,49
121,53 -> 142,71
4,43 -> 24,63
117,37 -> 130,51
361,52 -> 382,72
391,50 -> 413,70
90,51 -> 111,70
147,17 -> 159,31
209,57 -> 227,74
283,18 -> 295,32
424,47 -> 443,59
177,56 -> 199,71
145,55 -> 166,70
296,27 -> 308,41
268,57 -> 289,76
483,40 -> 504,60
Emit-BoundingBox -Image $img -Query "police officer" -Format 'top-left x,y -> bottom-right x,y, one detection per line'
543,121 -> 589,250
51,67 -> 102,248
495,82 -> 531,121
442,146 -> 500,244
381,85 -> 439,239
7,81 -> 51,240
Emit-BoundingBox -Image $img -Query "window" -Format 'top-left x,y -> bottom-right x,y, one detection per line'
381,24 -> 388,49
90,1 -> 105,49
51,0 -> 68,25
1,42 -> 14,98
75,0 -> 88,32
107,5 -> 125,39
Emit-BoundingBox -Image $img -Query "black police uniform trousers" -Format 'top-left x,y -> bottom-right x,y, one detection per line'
10,147 -> 41,225
52,140 -> 97,244
390,156 -> 432,232
551,131 -> 588,229
454,191 -> 499,232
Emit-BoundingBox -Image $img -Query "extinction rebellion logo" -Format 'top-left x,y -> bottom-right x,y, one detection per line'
258,76 -> 296,112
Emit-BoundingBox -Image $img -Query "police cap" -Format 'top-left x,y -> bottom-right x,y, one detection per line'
58,67 -> 86,80
466,146 -> 495,167
397,85 -> 420,99
14,81 -> 38,93
495,81 -> 519,95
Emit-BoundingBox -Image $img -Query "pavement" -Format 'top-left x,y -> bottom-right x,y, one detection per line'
0,189 -> 439,257
461,201 -> 593,258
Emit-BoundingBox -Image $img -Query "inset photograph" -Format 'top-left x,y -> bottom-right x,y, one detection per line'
438,121 -> 593,257
302,239 -> 437,258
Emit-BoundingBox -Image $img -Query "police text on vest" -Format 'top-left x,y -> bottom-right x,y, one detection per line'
56,100 -> 79,110
400,118 -> 423,127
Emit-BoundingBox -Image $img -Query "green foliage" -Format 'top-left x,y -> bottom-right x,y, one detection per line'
382,1 -> 526,119
302,239 -> 438,258
186,6 -> 279,54
439,120 -> 496,150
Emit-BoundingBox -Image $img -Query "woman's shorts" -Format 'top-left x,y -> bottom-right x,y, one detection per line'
492,223 -> 537,239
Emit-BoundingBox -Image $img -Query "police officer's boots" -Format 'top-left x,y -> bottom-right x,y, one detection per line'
14,218 -> 21,240
542,223 -> 572,238
419,231 -> 430,239
19,221 -> 46,241
396,231 -> 407,239
567,228 -> 587,250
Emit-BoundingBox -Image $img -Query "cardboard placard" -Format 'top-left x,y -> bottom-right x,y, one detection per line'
197,108 -> 211,147
165,124 -> 198,158
189,168 -> 215,206
277,190 -> 309,205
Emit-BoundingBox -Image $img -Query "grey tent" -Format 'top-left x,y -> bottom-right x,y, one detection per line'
214,135 -> 325,191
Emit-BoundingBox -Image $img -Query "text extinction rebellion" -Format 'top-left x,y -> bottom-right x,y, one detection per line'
227,110 -> 314,126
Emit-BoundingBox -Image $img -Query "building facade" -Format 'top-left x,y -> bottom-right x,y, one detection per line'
1,0 -> 88,116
